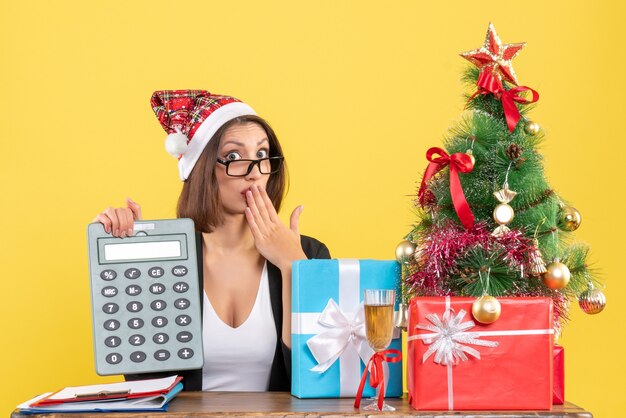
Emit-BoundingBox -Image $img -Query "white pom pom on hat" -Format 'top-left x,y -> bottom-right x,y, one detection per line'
164,127 -> 189,157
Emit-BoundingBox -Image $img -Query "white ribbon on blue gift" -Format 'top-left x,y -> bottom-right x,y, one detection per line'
306,298 -> 374,374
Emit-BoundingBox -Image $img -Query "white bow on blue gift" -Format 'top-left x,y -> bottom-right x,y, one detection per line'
306,299 -> 375,373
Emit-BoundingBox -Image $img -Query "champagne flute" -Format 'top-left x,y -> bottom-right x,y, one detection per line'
362,289 -> 396,411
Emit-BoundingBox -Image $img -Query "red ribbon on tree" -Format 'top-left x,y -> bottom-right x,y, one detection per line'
470,70 -> 539,132
354,349 -> 402,411
418,147 -> 475,230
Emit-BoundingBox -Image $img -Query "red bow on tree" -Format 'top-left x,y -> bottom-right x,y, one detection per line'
470,70 -> 539,132
354,349 -> 402,411
417,147 -> 475,230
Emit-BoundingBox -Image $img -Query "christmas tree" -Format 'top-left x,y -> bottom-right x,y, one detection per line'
398,23 -> 605,335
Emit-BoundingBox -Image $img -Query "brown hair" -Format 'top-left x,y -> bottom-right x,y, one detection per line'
177,115 -> 288,233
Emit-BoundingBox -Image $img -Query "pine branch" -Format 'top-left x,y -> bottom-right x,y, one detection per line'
451,246 -> 518,297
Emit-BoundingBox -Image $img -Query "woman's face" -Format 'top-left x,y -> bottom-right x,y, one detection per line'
215,122 -> 272,215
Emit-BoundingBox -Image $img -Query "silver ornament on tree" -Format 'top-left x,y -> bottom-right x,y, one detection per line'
394,240 -> 416,331
579,282 -> 606,315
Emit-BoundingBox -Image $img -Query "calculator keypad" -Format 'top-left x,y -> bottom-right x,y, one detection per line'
103,303 -> 119,314
128,318 -> 144,329
151,300 -> 167,311
129,334 -> 145,346
172,266 -> 188,276
149,267 -> 165,278
88,220 -> 203,375
127,301 -> 143,312
173,282 -> 189,293
150,283 -> 166,294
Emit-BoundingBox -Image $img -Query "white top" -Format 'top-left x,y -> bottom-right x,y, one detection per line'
201,262 -> 277,391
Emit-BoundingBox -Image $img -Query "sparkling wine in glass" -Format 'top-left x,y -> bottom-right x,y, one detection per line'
362,289 -> 395,411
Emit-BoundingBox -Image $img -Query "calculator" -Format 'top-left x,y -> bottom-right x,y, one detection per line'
87,218 -> 204,376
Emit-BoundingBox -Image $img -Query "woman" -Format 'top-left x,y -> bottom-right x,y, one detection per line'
93,90 -> 330,391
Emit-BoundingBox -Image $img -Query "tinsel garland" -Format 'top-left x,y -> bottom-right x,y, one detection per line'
405,221 -> 568,330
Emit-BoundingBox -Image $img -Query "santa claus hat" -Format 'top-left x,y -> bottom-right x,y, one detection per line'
150,90 -> 256,181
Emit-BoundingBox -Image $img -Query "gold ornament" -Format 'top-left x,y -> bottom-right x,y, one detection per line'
472,295 -> 502,324
465,149 -> 476,166
394,302 -> 409,331
493,204 -> 515,224
543,260 -> 571,289
578,284 -> 606,315
524,121 -> 540,136
558,206 -> 582,231
529,239 -> 547,276
395,240 -> 416,263
414,243 -> 428,267
492,185 -> 517,237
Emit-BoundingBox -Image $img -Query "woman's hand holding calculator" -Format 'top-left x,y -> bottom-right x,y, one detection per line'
92,198 -> 143,238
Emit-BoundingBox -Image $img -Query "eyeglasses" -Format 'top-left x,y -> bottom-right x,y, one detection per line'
216,156 -> 284,177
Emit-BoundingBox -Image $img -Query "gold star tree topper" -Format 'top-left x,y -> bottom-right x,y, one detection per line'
460,23 -> 526,86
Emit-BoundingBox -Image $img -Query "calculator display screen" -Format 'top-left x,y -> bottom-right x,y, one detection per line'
103,240 -> 182,261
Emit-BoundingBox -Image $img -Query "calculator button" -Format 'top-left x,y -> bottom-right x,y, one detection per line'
101,286 -> 118,297
175,315 -> 192,326
174,298 -> 190,310
125,285 -> 142,296
105,336 -> 121,347
172,266 -> 188,277
150,300 -> 167,311
150,283 -> 166,294
126,301 -> 143,313
153,333 -> 169,344
124,268 -> 141,279
128,318 -> 145,329
178,348 -> 194,359
148,267 -> 165,278
106,353 -> 123,364
152,316 -> 168,327
173,282 -> 189,293
154,350 -> 170,361
130,351 -> 147,363
129,334 -> 145,346
100,270 -> 117,281
104,319 -> 120,331
102,303 -> 119,314
176,331 -> 193,343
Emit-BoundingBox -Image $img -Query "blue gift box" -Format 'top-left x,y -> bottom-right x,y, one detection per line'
291,259 -> 403,398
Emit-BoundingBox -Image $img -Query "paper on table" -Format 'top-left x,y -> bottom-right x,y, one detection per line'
18,382 -> 183,413
47,375 -> 178,400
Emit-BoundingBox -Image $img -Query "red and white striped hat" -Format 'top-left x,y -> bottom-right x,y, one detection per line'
150,90 -> 256,181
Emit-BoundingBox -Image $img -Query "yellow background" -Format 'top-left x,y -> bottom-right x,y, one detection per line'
1,1 -> 624,416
